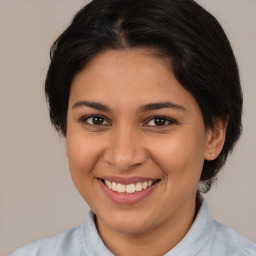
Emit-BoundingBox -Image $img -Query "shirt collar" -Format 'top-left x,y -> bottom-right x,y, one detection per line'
164,197 -> 216,255
82,211 -> 114,256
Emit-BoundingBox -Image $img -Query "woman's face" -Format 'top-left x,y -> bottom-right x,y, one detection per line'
66,49 -> 213,236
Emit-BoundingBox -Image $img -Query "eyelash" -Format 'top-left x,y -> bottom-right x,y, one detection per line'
78,115 -> 177,128
145,116 -> 176,127
78,115 -> 111,126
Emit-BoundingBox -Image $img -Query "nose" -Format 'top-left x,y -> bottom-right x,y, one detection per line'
103,125 -> 148,171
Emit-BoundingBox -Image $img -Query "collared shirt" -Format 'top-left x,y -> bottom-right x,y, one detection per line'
11,199 -> 256,256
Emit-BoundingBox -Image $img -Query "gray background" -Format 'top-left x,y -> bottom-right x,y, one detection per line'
1,0 -> 255,255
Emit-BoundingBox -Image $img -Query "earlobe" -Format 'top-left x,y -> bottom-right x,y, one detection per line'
204,119 -> 228,161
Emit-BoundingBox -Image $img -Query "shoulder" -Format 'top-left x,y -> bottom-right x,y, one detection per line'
10,224 -> 84,256
211,220 -> 256,256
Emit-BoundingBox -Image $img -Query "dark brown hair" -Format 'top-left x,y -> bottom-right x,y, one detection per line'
45,0 -> 243,192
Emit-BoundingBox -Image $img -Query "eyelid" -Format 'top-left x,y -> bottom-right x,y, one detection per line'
78,114 -> 111,126
144,115 -> 177,127
77,114 -> 177,128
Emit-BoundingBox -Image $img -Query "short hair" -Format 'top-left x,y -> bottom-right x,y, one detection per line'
45,0 -> 243,192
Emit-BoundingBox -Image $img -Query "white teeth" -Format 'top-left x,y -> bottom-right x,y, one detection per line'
106,180 -> 112,189
142,181 -> 148,190
116,183 -> 126,193
126,184 -> 136,193
112,182 -> 117,192
135,182 -> 143,192
104,179 -> 156,193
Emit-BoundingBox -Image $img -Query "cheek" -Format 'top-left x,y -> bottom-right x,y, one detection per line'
66,132 -> 102,181
150,131 -> 206,180
66,133 -> 105,208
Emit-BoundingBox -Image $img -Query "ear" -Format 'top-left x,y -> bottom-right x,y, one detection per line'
204,118 -> 228,161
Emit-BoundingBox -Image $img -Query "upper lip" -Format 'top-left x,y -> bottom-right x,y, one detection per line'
98,176 -> 160,185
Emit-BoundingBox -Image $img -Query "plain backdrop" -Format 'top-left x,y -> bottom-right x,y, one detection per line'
1,0 -> 255,255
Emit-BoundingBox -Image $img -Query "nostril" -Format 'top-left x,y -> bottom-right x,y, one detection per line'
103,148 -> 148,172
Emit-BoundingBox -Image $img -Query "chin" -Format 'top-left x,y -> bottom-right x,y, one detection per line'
109,221 -> 151,235
98,210 -> 156,235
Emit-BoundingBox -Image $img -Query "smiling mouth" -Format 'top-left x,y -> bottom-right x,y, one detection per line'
98,178 -> 161,194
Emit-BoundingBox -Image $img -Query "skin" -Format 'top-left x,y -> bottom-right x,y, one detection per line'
66,48 -> 226,256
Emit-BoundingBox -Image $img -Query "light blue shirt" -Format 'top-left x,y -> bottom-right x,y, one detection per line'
11,199 -> 256,256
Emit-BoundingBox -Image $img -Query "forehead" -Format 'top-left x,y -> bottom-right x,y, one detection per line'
69,49 -> 198,113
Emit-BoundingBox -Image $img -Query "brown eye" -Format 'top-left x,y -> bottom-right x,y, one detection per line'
146,116 -> 174,127
81,115 -> 110,126
154,117 -> 168,126
91,116 -> 104,125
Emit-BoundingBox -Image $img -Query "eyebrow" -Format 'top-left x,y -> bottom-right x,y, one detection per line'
72,101 -> 111,112
72,100 -> 185,112
139,102 -> 186,112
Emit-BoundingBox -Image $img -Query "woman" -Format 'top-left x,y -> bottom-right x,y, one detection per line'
11,0 -> 256,255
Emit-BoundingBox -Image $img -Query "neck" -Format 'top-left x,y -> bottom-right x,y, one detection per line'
95,195 -> 199,256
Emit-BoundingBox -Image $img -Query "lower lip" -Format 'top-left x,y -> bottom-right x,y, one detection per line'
98,180 -> 159,204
